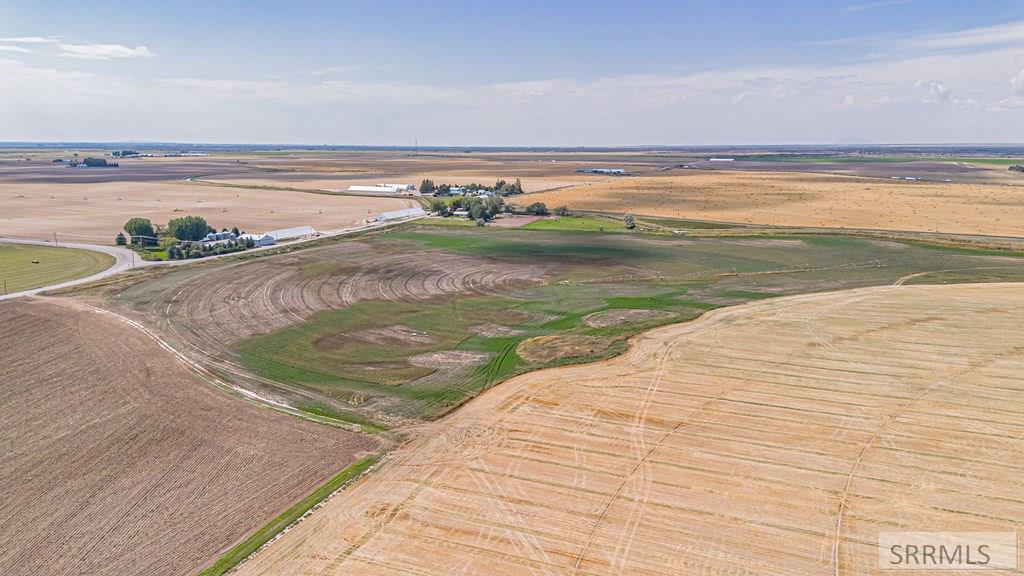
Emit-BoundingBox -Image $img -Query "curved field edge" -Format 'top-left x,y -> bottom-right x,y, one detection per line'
197,455 -> 381,576
233,282 -> 1024,575
0,243 -> 114,293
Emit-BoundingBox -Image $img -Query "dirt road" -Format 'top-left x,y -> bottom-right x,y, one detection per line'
235,283 -> 1024,576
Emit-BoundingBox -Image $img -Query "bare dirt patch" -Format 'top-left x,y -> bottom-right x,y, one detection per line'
582,308 -> 674,328
470,323 -> 525,337
0,298 -> 381,576
235,283 -> 1024,576
516,334 -> 616,363
408,350 -> 490,369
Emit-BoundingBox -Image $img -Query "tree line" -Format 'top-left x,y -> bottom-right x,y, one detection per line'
420,178 -> 524,197
119,215 -> 254,260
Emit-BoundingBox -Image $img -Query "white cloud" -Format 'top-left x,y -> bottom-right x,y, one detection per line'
0,36 -> 59,44
906,20 -> 1024,50
1012,70 -> 1024,94
844,0 -> 910,14
58,43 -> 156,60
0,45 -> 32,53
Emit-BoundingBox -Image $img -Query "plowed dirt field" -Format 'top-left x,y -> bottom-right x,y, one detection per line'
0,298 -> 382,576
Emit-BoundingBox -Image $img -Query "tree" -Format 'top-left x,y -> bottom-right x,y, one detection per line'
231,226 -> 240,236
123,217 -> 155,244
420,179 -> 437,194
525,202 -> 549,216
436,183 -> 451,197
429,199 -> 450,216
623,213 -> 636,230
159,236 -> 180,251
115,232 -> 127,246
167,215 -> 211,241
554,206 -> 571,216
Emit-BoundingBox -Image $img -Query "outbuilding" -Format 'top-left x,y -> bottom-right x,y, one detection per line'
377,207 -> 427,222
265,225 -> 318,241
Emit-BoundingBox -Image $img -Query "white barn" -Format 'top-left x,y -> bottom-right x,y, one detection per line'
239,233 -> 275,247
265,225 -> 318,241
377,207 -> 427,222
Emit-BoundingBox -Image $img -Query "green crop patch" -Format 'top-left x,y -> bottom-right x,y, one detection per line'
0,244 -> 114,294
108,224 -> 1024,427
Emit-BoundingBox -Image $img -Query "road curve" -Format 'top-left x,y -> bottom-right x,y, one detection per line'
0,238 -> 149,301
0,215 -> 425,302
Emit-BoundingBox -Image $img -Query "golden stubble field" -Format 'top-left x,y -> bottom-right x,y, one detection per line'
527,171 -> 1024,236
0,181 -> 416,242
236,283 -> 1024,576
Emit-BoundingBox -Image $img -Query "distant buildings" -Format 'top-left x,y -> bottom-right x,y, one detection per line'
348,183 -> 417,195
575,168 -> 626,175
708,158 -> 735,162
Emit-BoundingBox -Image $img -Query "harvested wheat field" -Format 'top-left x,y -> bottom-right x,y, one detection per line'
236,283 -> 1024,576
527,170 -> 1024,236
0,181 -> 416,243
0,298 -> 382,576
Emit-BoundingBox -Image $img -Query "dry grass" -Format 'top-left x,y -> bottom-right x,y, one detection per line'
526,170 -> 1024,236
0,298 -> 382,576
0,180 -> 416,243
235,283 -> 1024,576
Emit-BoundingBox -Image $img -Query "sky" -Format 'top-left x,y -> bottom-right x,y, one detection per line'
1,0 -> 1023,146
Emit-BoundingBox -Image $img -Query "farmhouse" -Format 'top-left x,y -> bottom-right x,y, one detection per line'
448,187 -> 466,195
239,233 -> 275,247
376,207 -> 427,223
265,225 -> 318,241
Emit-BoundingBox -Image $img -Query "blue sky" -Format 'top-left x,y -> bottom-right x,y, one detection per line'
2,0 -> 1023,145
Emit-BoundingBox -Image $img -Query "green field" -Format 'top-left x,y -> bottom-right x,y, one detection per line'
228,226 -> 1024,423
0,244 -> 114,294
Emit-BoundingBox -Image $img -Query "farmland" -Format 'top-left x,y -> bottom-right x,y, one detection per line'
525,170 -> 1024,237
234,283 -> 1024,575
97,225 -> 1024,429
0,180 -> 416,243
5,145 -> 1024,576
0,243 -> 113,293
0,298 -> 382,576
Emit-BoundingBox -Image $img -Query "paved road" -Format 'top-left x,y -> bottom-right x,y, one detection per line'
0,238 -> 151,301
0,215 -> 424,302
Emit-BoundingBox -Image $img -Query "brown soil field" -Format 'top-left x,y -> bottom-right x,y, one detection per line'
526,170 -> 1024,236
0,298 -> 382,576
235,283 -> 1024,576
0,180 -> 416,242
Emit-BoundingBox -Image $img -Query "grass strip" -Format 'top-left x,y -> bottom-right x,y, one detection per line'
197,454 -> 381,576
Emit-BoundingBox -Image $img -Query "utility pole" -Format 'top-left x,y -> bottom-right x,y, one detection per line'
3,277 -> 7,296
53,232 -> 59,247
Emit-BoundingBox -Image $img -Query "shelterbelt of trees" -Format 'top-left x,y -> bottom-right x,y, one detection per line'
119,215 -> 256,260
419,178 -> 525,196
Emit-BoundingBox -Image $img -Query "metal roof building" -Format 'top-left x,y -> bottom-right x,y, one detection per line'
377,207 -> 426,222
265,225 -> 318,241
